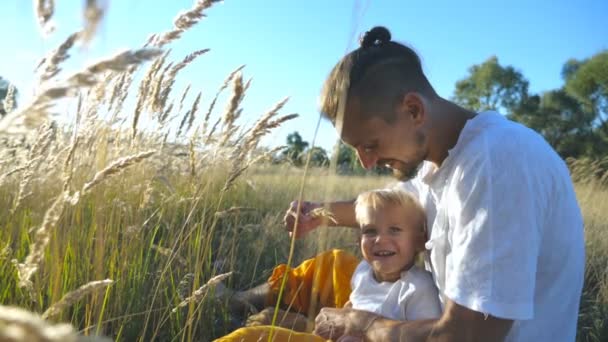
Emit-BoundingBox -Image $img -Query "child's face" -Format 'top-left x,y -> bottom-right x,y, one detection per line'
359,203 -> 425,282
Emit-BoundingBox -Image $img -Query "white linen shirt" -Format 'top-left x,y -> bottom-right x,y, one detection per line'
396,112 -> 585,341
349,261 -> 442,321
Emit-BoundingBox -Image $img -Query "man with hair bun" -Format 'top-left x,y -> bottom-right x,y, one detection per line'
283,26 -> 584,341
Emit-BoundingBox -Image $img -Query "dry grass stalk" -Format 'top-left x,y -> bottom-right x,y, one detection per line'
201,65 -> 245,138
222,146 -> 286,193
62,136 -> 80,192
2,84 -> 17,113
151,0 -> 222,48
81,0 -> 105,46
14,191 -> 68,294
171,272 -> 232,313
81,150 -> 156,194
309,207 -> 338,224
218,73 -> 244,147
13,122 -> 57,211
177,84 -> 192,115
238,98 -> 293,152
0,305 -> 76,342
156,49 -> 208,114
188,138 -> 196,177
132,50 -> 170,139
177,273 -> 195,300
2,49 -> 161,134
37,32 -> 80,83
214,206 -> 257,218
33,0 -> 55,37
0,165 -> 28,186
70,48 -> 164,86
159,102 -> 174,127
42,279 -> 114,320
186,91 -> 202,133
0,86 -> 72,134
151,245 -> 187,267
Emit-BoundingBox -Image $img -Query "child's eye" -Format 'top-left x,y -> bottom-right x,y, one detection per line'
389,226 -> 402,233
362,228 -> 376,236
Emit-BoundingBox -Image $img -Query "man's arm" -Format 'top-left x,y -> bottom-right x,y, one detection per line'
367,299 -> 513,342
314,300 -> 513,342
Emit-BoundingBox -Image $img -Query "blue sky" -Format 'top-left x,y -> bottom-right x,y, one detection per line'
1,0 -> 607,152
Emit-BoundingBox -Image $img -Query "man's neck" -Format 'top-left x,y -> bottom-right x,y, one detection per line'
426,98 -> 476,167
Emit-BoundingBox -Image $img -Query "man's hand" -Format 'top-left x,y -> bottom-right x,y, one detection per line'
283,200 -> 323,238
313,307 -> 379,340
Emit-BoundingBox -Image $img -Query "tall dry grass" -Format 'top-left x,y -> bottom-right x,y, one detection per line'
0,1 -> 607,342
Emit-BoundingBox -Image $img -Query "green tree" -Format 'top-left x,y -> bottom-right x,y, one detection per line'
331,141 -> 365,174
564,51 -> 608,154
307,146 -> 329,167
282,131 -> 309,166
452,56 -> 530,114
515,89 -> 596,158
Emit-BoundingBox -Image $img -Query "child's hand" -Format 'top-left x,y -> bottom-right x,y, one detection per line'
283,201 -> 323,238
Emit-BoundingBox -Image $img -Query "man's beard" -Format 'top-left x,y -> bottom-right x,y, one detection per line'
391,161 -> 423,181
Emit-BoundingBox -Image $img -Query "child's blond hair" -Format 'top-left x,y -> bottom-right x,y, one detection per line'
354,188 -> 426,232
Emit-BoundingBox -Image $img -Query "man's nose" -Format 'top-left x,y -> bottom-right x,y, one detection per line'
356,148 -> 377,170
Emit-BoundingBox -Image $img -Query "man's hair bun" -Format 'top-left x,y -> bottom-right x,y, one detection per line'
359,26 -> 391,48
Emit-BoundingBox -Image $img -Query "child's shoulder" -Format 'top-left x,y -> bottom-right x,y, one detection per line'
400,265 -> 435,287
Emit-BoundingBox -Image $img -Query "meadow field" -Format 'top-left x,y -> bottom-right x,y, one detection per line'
1,1 -> 607,341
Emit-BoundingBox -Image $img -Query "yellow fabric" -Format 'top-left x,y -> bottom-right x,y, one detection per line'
267,249 -> 358,315
215,249 -> 358,342
214,326 -> 327,342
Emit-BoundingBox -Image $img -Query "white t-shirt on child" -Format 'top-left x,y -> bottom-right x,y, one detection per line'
349,261 -> 442,321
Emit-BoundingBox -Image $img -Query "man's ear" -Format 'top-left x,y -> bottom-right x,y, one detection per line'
400,92 -> 426,125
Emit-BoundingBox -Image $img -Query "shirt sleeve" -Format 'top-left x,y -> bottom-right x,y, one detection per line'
443,134 -> 544,320
402,272 -> 443,320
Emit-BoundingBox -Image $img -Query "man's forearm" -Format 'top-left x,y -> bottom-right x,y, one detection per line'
327,200 -> 358,228
366,309 -> 512,342
366,317 -> 439,342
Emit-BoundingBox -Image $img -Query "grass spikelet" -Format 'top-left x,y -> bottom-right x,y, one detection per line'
171,272 -> 232,313
81,150 -> 156,194
0,305 -> 76,342
14,191 -> 68,293
202,65 -> 245,137
308,207 -> 338,224
177,84 -> 192,115
42,279 -> 114,320
186,91 -> 202,133
81,0 -> 105,46
151,245 -> 187,267
33,0 -> 55,37
214,206 -> 257,218
218,72 -> 244,147
13,122 -> 57,211
152,0 -> 223,47
177,273 -> 195,300
37,31 -> 80,83
158,49 -> 209,113
2,83 -> 17,113
0,165 -> 28,186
